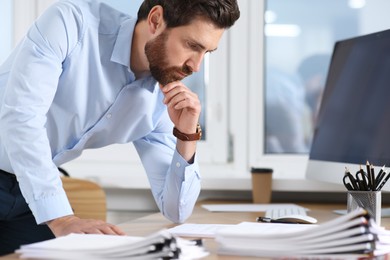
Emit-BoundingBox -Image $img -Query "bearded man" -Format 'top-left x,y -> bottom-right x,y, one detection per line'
0,0 -> 240,255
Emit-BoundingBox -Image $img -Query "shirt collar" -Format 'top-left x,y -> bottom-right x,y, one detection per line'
111,17 -> 158,93
111,18 -> 136,72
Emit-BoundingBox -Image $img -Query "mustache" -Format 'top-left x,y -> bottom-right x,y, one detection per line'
181,65 -> 193,77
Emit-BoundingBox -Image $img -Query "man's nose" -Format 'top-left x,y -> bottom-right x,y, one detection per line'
187,53 -> 205,72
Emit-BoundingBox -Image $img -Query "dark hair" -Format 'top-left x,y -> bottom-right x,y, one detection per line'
137,0 -> 240,29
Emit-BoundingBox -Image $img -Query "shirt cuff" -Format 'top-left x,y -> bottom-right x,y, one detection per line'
172,149 -> 201,182
29,191 -> 73,224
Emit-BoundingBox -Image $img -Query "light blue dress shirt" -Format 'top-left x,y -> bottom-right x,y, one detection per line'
0,0 -> 201,224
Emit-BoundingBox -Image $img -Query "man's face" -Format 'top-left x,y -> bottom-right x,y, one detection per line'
145,30 -> 192,86
145,18 -> 225,86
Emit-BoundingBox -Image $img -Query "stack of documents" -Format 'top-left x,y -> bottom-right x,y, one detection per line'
215,208 -> 390,258
16,230 -> 208,259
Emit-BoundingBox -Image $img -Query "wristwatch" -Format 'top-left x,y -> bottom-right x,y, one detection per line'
173,123 -> 202,141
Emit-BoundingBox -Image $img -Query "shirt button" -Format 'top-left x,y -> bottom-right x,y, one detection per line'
106,113 -> 112,119
176,162 -> 181,168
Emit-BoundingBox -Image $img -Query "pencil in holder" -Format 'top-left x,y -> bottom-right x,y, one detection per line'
347,190 -> 381,225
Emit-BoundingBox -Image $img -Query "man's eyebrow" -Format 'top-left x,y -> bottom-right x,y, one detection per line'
190,39 -> 217,53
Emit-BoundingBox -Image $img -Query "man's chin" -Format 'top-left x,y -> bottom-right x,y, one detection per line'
158,76 -> 184,86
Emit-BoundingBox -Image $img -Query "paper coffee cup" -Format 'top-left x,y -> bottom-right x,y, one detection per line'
251,167 -> 273,204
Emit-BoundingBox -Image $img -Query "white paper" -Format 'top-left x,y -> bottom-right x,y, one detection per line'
168,223 -> 236,238
201,203 -> 305,212
215,209 -> 390,258
19,234 -> 143,251
17,231 -> 208,260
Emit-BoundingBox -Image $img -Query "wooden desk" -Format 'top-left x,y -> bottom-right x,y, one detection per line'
116,201 -> 390,260
2,201 -> 390,259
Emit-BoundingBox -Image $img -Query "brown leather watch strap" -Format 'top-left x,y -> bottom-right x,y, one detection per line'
173,123 -> 202,141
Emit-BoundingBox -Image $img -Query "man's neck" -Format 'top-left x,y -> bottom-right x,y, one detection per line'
130,21 -> 150,79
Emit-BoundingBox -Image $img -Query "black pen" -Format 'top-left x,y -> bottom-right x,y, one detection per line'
366,161 -> 372,190
256,217 -> 299,224
377,170 -> 390,191
370,164 -> 376,191
375,165 -> 386,189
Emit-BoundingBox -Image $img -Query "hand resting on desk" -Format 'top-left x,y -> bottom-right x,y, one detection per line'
47,215 -> 126,237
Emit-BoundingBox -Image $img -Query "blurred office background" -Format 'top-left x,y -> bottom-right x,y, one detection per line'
2,0 -> 390,218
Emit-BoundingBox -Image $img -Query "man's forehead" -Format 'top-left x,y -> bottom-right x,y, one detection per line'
170,20 -> 224,50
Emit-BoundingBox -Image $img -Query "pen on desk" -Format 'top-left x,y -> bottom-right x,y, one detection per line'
256,217 -> 298,224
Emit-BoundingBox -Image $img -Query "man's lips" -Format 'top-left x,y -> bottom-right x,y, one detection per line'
176,71 -> 187,78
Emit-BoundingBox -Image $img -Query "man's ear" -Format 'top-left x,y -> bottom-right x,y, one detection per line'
147,5 -> 165,34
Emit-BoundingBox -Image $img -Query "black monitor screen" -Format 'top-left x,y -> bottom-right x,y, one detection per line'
309,29 -> 390,166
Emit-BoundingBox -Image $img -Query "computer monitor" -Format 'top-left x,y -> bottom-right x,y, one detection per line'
306,28 -> 390,191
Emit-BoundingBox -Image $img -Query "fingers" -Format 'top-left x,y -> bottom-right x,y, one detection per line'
48,215 -> 125,237
160,81 -> 200,110
81,222 -> 125,235
78,220 -> 126,236
168,91 -> 198,110
111,225 -> 127,236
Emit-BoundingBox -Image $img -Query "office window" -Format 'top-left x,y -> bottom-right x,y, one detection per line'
264,0 -> 390,154
0,0 -> 13,64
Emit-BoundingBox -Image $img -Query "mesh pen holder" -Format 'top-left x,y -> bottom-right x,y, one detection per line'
347,190 -> 381,225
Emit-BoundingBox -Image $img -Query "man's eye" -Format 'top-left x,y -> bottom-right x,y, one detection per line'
188,42 -> 199,50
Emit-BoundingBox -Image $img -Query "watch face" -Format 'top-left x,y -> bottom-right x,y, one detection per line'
197,124 -> 202,138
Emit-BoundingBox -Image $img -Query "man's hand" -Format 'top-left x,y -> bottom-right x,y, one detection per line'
160,81 -> 201,134
47,215 -> 126,237
160,81 -> 201,161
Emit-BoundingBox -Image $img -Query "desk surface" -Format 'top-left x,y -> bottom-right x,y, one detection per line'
120,201 -> 390,259
2,201 -> 390,259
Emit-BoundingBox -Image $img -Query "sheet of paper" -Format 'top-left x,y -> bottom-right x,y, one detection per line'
167,220 -> 315,239
233,221 -> 316,234
17,232 -> 209,260
201,203 -> 304,212
168,223 -> 235,238
18,233 -> 143,251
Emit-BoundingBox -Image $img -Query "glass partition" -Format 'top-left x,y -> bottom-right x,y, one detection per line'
264,0 -> 390,154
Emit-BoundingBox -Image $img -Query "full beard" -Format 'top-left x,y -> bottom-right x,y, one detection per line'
145,30 -> 193,86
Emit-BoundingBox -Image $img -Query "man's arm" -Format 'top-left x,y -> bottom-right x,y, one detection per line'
0,2 -> 76,224
0,1 -> 125,236
133,80 -> 202,223
160,81 -> 201,161
134,133 -> 201,223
